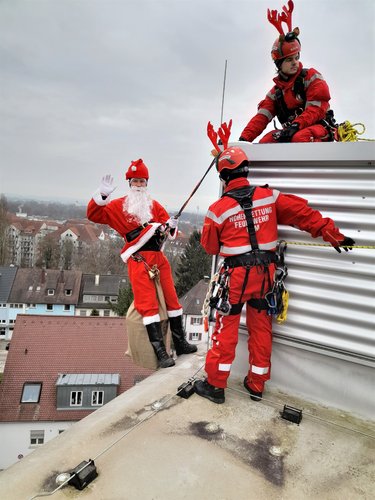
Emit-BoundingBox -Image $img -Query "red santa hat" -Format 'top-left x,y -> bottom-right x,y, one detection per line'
125,159 -> 149,180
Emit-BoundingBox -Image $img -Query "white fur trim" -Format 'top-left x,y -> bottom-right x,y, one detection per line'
167,309 -> 183,318
92,189 -> 110,206
120,223 -> 161,263
143,314 -> 161,325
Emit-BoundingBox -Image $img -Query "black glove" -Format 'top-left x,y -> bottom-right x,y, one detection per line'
334,236 -> 356,253
277,123 -> 300,143
238,136 -> 247,141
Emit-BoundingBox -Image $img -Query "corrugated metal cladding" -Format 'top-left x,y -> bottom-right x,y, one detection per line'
230,142 -> 375,365
56,373 -> 120,385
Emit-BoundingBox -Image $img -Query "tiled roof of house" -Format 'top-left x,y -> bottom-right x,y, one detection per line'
57,222 -> 102,244
8,269 -> 82,305
78,274 -> 128,308
179,278 -> 210,316
0,265 -> 18,302
82,274 -> 127,294
0,315 -> 153,422
8,218 -> 44,235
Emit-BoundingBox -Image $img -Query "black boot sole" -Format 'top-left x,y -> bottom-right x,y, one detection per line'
194,381 -> 225,404
175,346 -> 198,356
158,358 -> 175,368
243,377 -> 263,401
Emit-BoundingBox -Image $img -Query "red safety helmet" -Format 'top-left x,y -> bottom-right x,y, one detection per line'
271,32 -> 300,61
216,147 -> 249,180
267,1 -> 301,62
125,159 -> 149,180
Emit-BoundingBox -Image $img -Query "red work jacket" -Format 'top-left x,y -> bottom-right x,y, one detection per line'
201,177 -> 344,257
240,63 -> 331,142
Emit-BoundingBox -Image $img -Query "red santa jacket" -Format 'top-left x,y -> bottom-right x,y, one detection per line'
87,190 -> 174,263
240,63 -> 331,142
201,177 -> 345,257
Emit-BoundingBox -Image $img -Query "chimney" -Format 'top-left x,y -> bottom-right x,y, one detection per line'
95,274 -> 100,286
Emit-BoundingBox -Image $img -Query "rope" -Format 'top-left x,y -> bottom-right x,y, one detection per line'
336,121 -> 375,142
276,289 -> 289,324
227,386 -> 375,440
285,241 -> 375,249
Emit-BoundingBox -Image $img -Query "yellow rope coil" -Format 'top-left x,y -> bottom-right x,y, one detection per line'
276,289 -> 289,324
337,121 -> 374,142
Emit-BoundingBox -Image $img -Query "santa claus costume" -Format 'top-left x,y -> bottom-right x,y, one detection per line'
87,159 -> 197,368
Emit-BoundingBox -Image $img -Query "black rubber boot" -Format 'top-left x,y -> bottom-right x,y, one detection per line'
145,322 -> 175,368
194,379 -> 225,404
169,315 -> 198,355
243,376 -> 263,401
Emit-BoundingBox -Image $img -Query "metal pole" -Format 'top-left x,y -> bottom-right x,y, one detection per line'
220,59 -> 228,124
208,60 -> 229,344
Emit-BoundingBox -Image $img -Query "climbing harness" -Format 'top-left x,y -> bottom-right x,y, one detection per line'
207,265 -> 232,316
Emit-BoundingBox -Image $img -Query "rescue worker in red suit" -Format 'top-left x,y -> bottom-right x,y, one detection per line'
239,0 -> 333,144
87,159 -> 197,368
194,146 -> 355,403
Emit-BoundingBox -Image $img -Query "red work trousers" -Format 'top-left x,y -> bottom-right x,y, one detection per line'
127,250 -> 181,320
260,124 -> 330,143
205,264 -> 275,392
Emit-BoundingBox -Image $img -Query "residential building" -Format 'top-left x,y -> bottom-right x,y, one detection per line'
0,315 -> 153,470
179,277 -> 210,345
7,218 -> 44,267
6,269 -> 82,339
0,265 -> 18,339
76,273 -> 128,317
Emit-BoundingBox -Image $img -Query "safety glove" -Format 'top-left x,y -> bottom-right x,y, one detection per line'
167,217 -> 178,229
334,236 -> 356,253
277,123 -> 300,143
99,174 -> 116,199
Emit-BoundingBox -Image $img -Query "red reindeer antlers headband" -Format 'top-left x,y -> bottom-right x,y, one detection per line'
267,0 -> 294,35
207,120 -> 232,153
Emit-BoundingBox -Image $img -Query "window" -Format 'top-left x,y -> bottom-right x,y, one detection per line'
91,390 -> 104,406
30,430 -> 44,446
28,286 -> 33,291
79,310 -> 87,316
65,289 -> 72,296
47,289 -> 55,296
46,304 -> 53,311
103,310 -> 110,317
64,304 -> 71,311
70,391 -> 83,406
21,383 -> 42,403
190,317 -> 203,325
190,332 -> 202,341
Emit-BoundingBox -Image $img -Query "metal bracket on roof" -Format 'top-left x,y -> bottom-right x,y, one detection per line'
280,404 -> 303,425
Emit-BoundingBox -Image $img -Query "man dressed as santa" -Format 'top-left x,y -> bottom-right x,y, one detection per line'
87,159 -> 197,368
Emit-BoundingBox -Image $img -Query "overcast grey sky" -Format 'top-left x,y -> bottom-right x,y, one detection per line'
1,0 -> 374,214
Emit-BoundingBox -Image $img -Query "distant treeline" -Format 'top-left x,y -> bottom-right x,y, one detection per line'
6,197 -> 205,224
7,199 -> 87,220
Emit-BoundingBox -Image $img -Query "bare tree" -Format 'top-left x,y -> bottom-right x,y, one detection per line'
36,234 -> 60,269
0,195 -> 10,265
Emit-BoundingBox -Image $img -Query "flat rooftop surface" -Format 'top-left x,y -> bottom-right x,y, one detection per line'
0,347 -> 374,499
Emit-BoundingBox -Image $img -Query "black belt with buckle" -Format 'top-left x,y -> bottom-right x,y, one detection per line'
126,223 -> 149,242
224,251 -> 278,268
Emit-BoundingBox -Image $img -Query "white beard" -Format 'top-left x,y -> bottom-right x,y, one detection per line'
123,187 -> 153,224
